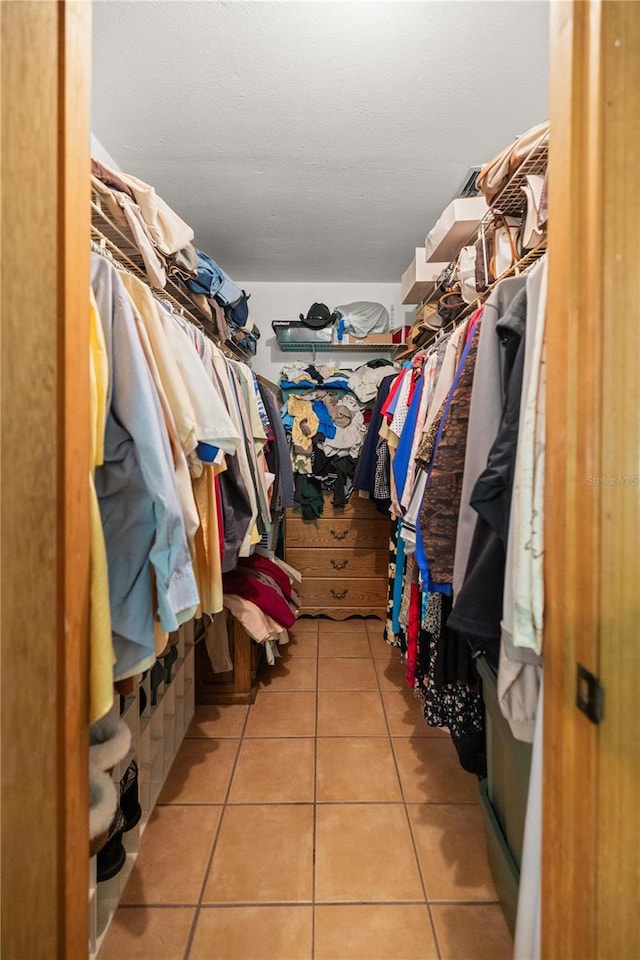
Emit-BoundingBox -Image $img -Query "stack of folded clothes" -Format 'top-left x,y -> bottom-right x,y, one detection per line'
278,360 -> 399,518
222,553 -> 301,664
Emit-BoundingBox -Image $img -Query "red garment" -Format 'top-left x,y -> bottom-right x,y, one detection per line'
222,570 -> 296,629
224,554 -> 297,629
236,554 -> 293,600
380,369 -> 407,420
464,306 -> 484,344
405,580 -> 421,688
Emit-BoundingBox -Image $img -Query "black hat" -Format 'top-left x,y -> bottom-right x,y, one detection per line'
299,302 -> 338,329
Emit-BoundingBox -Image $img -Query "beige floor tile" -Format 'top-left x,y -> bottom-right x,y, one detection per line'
228,738 -> 315,803
191,906 -> 313,960
203,804 -> 314,903
288,617 -> 319,639
158,738 -> 239,804
319,618 -> 369,638
431,905 -> 513,960
366,626 -> 400,661
318,633 -> 372,658
375,656 -> 410,691
408,804 -> 498,901
315,904 -> 438,960
281,629 -> 318,658
259,656 -> 317,691
317,691 -> 388,737
382,691 -> 448,738
98,907 -> 194,960
121,806 -> 220,905
315,804 -> 424,902
392,737 -> 479,803
316,737 -> 401,802
318,657 -> 378,691
245,691 -> 316,737
186,704 -> 248,739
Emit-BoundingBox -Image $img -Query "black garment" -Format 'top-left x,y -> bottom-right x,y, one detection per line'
448,288 -> 527,666
353,374 -> 395,515
258,382 -> 295,511
217,458 -> 254,573
294,474 -> 324,520
415,592 -> 483,742
207,356 -> 255,572
312,448 -> 357,508
365,358 -> 395,370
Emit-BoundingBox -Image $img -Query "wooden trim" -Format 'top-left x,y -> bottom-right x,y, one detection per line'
595,5 -> 640,956
544,3 -> 640,957
60,2 -> 92,956
0,2 -> 91,956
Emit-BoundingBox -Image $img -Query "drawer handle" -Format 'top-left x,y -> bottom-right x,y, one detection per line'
331,588 -> 349,600
330,528 -> 349,541
331,559 -> 348,570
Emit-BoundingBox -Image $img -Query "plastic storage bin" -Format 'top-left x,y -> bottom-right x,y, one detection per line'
477,654 -> 533,935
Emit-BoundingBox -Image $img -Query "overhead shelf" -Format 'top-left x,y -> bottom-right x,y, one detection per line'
274,338 -> 397,353
272,321 -> 396,353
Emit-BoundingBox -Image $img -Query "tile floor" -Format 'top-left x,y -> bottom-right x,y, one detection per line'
99,617 -> 513,960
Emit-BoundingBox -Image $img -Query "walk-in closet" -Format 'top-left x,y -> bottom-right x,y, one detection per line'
1,2 -> 639,960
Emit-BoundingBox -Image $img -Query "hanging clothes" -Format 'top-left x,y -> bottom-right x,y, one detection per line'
89,290 -> 115,723
447,290 -> 528,663
91,254 -> 199,680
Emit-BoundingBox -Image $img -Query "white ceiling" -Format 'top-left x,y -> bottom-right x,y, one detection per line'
92,0 -> 549,282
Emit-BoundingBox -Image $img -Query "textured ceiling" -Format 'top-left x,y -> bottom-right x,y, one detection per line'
92,0 -> 549,281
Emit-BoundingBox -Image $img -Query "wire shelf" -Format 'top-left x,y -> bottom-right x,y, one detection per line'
91,192 -> 251,363
490,137 -> 549,218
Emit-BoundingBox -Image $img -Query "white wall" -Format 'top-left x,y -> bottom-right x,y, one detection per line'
236,281 -> 413,383
90,133 -> 121,170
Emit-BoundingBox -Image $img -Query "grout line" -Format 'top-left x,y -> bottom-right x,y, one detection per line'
195,898 -> 437,908
427,900 -> 504,907
120,897 -> 501,911
375,635 -> 443,960
312,617 -> 319,960
182,702 -> 252,960
197,901 -> 317,909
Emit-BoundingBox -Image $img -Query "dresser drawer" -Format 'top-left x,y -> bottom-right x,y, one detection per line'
286,548 -> 388,579
301,605 -> 387,621
286,518 -> 389,550
297,577 -> 388,608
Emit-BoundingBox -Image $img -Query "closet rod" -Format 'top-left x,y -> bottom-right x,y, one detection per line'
90,224 -> 248,365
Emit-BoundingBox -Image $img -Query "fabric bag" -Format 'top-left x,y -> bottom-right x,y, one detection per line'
475,215 -> 521,290
334,301 -> 389,338
520,174 -> 546,249
475,223 -> 492,293
490,215 -> 521,279
477,121 -> 549,204
457,245 -> 478,303
437,289 -> 466,325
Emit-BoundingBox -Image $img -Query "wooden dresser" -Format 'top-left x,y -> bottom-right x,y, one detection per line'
285,494 -> 390,620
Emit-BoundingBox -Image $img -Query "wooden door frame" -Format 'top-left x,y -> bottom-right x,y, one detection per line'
544,2 -> 640,957
1,2 -> 91,957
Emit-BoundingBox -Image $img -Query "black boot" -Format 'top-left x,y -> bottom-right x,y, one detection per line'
120,760 -> 142,832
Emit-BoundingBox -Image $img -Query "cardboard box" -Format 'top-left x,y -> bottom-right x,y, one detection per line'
424,197 -> 488,262
400,249 -> 448,304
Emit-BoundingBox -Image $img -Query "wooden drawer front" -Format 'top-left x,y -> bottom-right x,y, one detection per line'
302,605 -> 387,621
286,548 -> 388,580
298,577 -> 388,608
289,496 -> 385,521
286,518 -> 389,550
